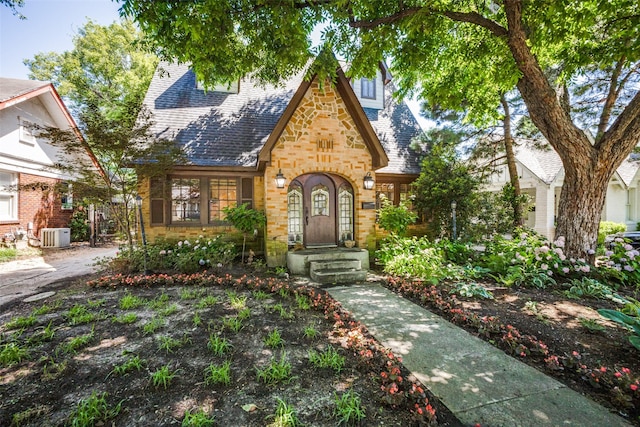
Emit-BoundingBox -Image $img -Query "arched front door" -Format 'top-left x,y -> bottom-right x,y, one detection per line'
288,173 -> 353,248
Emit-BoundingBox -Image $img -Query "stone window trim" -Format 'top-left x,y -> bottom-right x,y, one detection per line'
149,174 -> 253,226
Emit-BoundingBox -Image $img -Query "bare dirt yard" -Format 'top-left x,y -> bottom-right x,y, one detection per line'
0,272 -> 460,427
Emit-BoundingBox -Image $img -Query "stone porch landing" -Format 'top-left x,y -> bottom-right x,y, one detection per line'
287,248 -> 369,284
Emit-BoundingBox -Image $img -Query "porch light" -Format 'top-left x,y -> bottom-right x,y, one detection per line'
363,172 -> 374,190
275,169 -> 286,189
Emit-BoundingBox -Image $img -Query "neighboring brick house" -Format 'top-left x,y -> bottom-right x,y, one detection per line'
137,60 -> 422,266
0,78 -> 101,242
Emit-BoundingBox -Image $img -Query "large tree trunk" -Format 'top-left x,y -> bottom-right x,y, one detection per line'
556,156 -> 611,257
503,0 -> 640,259
500,95 -> 522,227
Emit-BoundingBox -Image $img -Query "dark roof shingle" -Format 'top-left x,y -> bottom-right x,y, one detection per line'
143,61 -> 422,173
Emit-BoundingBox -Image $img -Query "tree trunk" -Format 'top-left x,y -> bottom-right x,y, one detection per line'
503,0 -> 640,259
500,95 -> 522,227
556,156 -> 610,258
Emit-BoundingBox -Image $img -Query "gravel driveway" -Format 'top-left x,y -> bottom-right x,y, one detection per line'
0,243 -> 118,307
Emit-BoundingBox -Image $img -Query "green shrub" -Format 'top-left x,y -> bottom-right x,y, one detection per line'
598,221 -> 627,245
112,235 -> 237,274
376,236 -> 464,284
377,194 -> 417,236
69,208 -> 90,242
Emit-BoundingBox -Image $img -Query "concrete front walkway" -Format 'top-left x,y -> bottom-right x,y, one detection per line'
0,244 -> 118,307
327,283 -> 631,427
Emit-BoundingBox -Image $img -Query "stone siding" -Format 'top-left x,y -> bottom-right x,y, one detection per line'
264,79 -> 378,266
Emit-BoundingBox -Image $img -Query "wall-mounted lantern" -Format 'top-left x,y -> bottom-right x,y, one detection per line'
363,172 -> 374,190
275,169 -> 286,189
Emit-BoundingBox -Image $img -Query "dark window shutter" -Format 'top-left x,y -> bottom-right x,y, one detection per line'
151,199 -> 164,224
241,177 -> 253,209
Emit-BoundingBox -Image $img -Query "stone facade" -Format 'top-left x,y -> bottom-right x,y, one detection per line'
263,79 -> 378,265
139,78 -> 380,266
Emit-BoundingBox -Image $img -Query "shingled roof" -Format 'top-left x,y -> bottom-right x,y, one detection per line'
142,61 -> 422,174
514,140 -> 640,187
0,78 -> 50,103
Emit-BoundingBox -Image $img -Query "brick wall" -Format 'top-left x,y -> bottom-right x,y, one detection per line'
0,173 -> 71,238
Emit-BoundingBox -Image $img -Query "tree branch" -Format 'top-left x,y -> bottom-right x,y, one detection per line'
596,58 -> 625,142
349,6 -> 422,28
349,6 -> 508,38
441,11 -> 507,37
503,0 -> 591,159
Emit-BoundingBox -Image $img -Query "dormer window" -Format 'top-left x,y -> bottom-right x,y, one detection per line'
360,78 -> 376,99
196,79 -> 239,94
353,72 -> 384,110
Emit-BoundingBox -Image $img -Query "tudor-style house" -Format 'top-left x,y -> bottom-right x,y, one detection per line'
137,59 -> 422,270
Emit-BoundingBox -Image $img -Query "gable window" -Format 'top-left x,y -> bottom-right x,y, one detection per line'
0,171 -> 18,222
361,78 -> 376,99
153,176 -> 253,225
171,178 -> 200,222
19,118 -> 37,145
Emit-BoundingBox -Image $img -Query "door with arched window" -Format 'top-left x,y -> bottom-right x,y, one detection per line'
287,173 -> 354,248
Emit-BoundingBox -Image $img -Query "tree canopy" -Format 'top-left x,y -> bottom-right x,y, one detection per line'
25,19 -> 182,246
119,0 -> 640,257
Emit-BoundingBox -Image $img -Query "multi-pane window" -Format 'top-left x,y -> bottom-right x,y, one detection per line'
0,171 -> 17,221
375,183 -> 394,208
154,176 -> 252,225
338,186 -> 354,241
287,186 -> 303,244
150,176 -> 166,224
209,178 -> 237,222
60,182 -> 73,210
171,178 -> 200,222
311,184 -> 329,216
361,77 -> 376,99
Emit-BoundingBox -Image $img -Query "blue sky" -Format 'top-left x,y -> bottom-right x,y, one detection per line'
1,0 -> 121,79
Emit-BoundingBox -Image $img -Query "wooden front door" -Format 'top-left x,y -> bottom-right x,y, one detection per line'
303,174 -> 337,247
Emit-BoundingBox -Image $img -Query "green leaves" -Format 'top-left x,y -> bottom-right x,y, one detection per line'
598,308 -> 640,350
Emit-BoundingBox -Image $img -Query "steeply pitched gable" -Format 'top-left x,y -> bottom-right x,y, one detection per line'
142,60 -> 422,173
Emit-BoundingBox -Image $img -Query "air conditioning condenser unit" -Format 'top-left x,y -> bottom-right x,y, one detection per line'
41,228 -> 71,248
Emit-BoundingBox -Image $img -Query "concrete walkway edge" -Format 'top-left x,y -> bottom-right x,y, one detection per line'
327,283 -> 632,427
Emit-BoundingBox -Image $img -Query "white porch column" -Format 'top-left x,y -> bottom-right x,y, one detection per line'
534,183 -> 556,239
